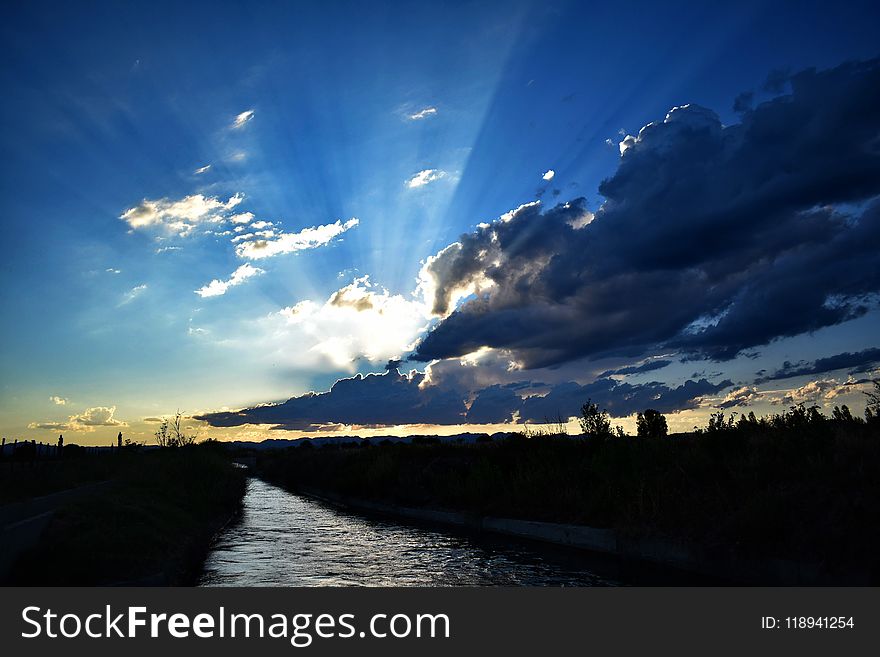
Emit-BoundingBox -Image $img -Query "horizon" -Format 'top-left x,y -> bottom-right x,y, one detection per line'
2,0 -> 880,445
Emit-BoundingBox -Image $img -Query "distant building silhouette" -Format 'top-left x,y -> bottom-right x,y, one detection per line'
118,431 -> 123,448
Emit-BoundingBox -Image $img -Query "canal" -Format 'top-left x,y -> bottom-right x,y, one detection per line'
200,476 -> 626,586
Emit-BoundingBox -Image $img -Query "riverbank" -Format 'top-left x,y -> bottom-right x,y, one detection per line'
3,444 -> 246,585
255,421 -> 880,585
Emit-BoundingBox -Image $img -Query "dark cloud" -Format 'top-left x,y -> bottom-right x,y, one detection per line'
516,378 -> 730,422
762,67 -> 791,94
733,90 -> 753,113
415,59 -> 880,368
465,384 -> 522,424
755,347 -> 880,383
599,359 -> 672,377
462,378 -> 724,427
198,367 -> 731,430
196,368 -> 467,430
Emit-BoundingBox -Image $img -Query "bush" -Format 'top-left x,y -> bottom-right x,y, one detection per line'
579,400 -> 613,441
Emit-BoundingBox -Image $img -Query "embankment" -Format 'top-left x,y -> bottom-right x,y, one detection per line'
2,444 -> 246,585
255,427 -> 880,585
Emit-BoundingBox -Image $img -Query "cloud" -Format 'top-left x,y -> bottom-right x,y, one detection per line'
197,365 -> 466,431
732,91 -> 754,113
756,347 -> 880,383
194,164 -> 211,175
230,212 -> 254,224
195,263 -> 265,298
29,406 -> 127,432
413,59 -> 880,368
599,359 -> 672,377
513,377 -> 731,423
716,386 -> 761,409
762,68 -> 791,94
231,109 -> 255,129
235,218 -> 358,260
49,396 -> 68,406
120,193 -> 243,234
275,276 -> 429,368
105,268 -> 121,274
406,169 -> 447,188
542,169 -> 555,181
197,364 -> 730,430
408,107 -> 438,120
119,284 -> 147,305
769,378 -> 863,406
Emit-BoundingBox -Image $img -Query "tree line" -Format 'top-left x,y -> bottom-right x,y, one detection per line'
578,379 -> 880,440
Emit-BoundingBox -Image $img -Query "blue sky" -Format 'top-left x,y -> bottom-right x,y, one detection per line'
2,0 -> 879,442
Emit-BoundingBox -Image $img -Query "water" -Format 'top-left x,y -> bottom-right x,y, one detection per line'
199,477 -> 622,586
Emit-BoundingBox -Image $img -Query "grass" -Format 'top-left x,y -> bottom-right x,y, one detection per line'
6,443 -> 246,585
0,450 -> 129,504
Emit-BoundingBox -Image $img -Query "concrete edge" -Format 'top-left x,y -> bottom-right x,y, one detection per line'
295,486 -> 865,585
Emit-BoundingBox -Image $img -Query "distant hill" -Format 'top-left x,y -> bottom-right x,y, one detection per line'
222,432 -> 523,450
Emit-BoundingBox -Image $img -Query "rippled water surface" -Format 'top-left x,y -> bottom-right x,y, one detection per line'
199,477 -> 621,586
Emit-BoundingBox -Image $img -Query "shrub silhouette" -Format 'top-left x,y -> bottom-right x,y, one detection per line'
579,400 -> 613,441
866,379 -> 880,424
154,411 -> 198,447
636,409 -> 667,438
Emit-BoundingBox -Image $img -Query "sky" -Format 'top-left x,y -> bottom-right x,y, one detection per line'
1,0 -> 879,444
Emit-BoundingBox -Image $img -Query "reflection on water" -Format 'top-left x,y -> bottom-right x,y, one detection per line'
199,477 -> 621,587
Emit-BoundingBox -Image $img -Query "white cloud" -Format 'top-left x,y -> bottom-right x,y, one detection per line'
106,268 -> 121,274
29,406 -> 127,432
120,193 -> 243,234
49,396 -> 69,406
250,220 -> 273,230
406,169 -> 447,189
235,218 -> 359,260
231,109 -> 255,129
196,263 -> 265,298
408,107 -> 437,120
194,164 -> 211,175
276,276 -> 429,369
119,284 -> 148,305
717,386 -> 761,408
542,169 -> 555,181
771,378 -> 864,406
230,212 -> 254,224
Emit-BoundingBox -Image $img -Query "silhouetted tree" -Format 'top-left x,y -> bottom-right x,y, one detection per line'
154,411 -> 197,447
736,411 -> 760,430
579,400 -> 613,441
636,409 -> 668,438
704,411 -> 743,433
832,405 -> 859,424
865,379 -> 880,424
